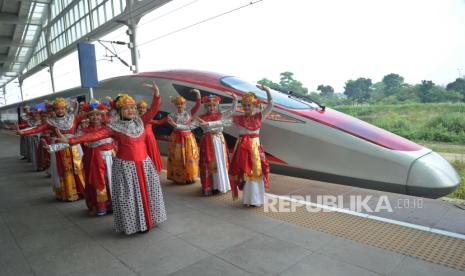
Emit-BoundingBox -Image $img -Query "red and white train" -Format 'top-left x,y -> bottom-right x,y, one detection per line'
0,70 -> 460,198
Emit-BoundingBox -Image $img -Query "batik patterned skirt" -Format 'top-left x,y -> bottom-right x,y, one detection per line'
112,156 -> 167,235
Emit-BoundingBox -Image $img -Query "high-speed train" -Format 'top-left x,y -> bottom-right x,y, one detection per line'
0,69 -> 460,198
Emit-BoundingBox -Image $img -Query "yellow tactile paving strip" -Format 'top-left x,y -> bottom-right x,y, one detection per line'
165,183 -> 465,271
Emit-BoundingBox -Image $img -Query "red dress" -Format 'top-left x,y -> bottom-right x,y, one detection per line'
78,125 -> 115,215
68,95 -> 167,234
144,123 -> 163,173
229,113 -> 270,200
198,112 -> 230,195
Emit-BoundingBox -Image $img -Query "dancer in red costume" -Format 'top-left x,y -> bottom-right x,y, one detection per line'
69,99 -> 114,216
56,82 -> 167,235
229,85 -> 273,206
196,93 -> 237,195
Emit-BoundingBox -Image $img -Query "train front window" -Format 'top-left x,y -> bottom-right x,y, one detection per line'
172,84 -> 233,103
220,76 -> 318,110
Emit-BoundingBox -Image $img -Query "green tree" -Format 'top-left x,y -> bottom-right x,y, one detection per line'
317,85 -> 334,97
382,73 -> 404,96
418,80 -> 435,102
344,78 -> 372,104
446,78 -> 465,101
257,78 -> 282,91
258,72 -> 309,95
395,85 -> 420,102
278,71 -> 308,95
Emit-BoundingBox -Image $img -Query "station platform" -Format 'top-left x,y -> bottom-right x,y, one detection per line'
1,130 -> 464,276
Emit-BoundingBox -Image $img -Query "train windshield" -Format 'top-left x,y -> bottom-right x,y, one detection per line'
220,76 -> 318,110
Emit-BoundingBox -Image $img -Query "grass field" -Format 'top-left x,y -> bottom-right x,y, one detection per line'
333,103 -> 465,199
334,103 -> 465,144
449,161 -> 465,200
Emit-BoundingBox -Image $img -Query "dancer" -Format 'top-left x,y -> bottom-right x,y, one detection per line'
229,85 -> 273,206
196,93 -> 237,195
56,83 -> 166,235
75,99 -> 114,216
18,98 -> 86,201
159,89 -> 201,183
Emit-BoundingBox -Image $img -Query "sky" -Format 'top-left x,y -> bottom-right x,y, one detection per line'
5,0 -> 465,104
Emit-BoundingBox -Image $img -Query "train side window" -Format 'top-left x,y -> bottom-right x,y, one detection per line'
152,111 -> 173,139
172,84 -> 233,104
76,95 -> 86,103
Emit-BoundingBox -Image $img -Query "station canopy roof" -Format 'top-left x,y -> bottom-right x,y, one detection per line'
0,0 -> 172,89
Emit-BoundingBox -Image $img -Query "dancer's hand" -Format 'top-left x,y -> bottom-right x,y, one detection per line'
15,123 -> 23,135
143,81 -> 160,97
41,139 -> 49,149
195,116 -> 207,126
167,117 -> 177,127
55,129 -> 69,143
191,89 -> 201,100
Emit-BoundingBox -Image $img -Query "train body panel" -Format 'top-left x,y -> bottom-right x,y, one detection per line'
0,69 -> 460,198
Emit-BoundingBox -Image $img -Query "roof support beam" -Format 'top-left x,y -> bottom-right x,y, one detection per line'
6,0 -> 51,4
0,37 -> 33,47
0,54 -> 27,63
0,13 -> 42,25
0,55 -> 14,63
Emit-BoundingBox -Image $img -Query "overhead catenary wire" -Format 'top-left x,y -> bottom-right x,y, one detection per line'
19,0 -> 266,101
137,0 -> 265,48
103,0 -> 203,42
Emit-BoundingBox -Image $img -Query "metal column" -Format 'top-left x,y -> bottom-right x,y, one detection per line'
19,79 -> 24,102
49,63 -> 56,93
128,22 -> 139,73
2,86 -> 6,105
126,0 -> 141,74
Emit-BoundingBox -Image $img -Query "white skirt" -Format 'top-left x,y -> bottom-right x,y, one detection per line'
100,150 -> 113,195
242,178 -> 265,206
212,135 -> 230,193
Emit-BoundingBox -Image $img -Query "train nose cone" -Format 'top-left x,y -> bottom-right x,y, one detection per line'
407,152 -> 460,198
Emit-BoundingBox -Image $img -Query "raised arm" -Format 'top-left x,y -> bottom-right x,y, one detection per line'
221,92 -> 238,119
75,113 -> 86,124
257,84 -> 273,118
190,89 -> 201,116
141,81 -> 161,123
69,99 -> 79,116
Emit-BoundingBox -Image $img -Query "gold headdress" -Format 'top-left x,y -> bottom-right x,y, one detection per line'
53,97 -> 68,108
116,93 -> 136,108
137,99 -> 148,108
171,96 -> 186,105
241,92 -> 259,106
